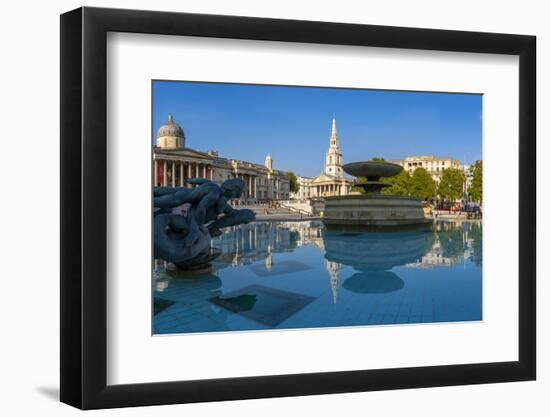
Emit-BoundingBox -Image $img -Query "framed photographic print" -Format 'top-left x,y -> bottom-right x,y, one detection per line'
60,6 -> 536,410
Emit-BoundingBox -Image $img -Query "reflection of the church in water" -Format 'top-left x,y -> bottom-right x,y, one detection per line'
155,220 -> 482,306
323,227 -> 434,303
324,220 -> 482,303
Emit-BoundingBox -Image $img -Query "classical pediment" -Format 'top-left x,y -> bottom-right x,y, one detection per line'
312,173 -> 337,183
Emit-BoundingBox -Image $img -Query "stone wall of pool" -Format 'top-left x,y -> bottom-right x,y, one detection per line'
323,194 -> 430,227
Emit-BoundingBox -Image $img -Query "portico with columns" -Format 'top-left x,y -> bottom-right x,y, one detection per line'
310,174 -> 352,198
153,152 -> 214,188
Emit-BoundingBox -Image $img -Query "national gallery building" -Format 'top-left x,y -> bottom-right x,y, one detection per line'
153,115 -> 290,202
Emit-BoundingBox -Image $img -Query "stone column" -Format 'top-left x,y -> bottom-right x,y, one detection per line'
254,176 -> 257,199
153,160 -> 158,186
209,166 -> 213,180
171,162 -> 176,187
180,163 -> 184,187
195,163 -> 200,178
203,165 -> 207,178
162,160 -> 167,186
250,176 -> 254,200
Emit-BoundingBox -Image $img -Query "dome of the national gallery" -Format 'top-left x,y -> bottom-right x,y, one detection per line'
156,114 -> 185,149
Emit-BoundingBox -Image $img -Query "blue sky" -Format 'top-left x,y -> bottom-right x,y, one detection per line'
153,81 -> 482,177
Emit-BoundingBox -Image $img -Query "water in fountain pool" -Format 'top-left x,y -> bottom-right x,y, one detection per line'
153,220 -> 482,334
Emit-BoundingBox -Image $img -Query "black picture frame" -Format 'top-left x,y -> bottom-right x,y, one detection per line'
60,6 -> 536,410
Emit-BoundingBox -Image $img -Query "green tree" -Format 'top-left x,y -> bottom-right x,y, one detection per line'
369,157 -> 386,162
286,171 -> 299,193
469,160 -> 483,203
381,170 -> 412,196
351,177 -> 367,193
438,168 -> 465,201
409,168 -> 437,200
468,221 -> 483,267
437,222 -> 466,260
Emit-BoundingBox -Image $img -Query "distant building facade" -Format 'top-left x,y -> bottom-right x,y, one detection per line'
291,176 -> 314,200
392,155 -> 462,184
153,115 -> 290,203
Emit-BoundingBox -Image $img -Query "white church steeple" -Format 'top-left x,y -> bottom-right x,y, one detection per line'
330,113 -> 339,147
325,114 -> 344,177
325,260 -> 342,305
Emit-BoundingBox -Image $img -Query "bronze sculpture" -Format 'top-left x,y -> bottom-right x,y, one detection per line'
154,178 -> 255,270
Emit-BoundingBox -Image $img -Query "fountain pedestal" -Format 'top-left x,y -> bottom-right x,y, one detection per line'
323,161 -> 430,227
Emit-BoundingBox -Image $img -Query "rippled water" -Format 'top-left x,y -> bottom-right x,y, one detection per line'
153,220 -> 482,334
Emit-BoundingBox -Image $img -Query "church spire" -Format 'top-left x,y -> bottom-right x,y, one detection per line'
325,114 -> 344,176
330,113 -> 339,148
325,260 -> 342,305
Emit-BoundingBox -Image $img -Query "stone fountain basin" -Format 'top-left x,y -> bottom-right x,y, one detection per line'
343,161 -> 403,179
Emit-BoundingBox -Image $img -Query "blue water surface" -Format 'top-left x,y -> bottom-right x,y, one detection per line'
153,220 -> 482,334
